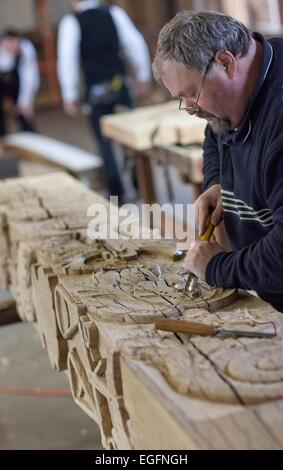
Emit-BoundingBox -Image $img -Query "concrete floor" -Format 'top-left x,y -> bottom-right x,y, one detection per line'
37,107 -> 96,154
0,322 -> 103,450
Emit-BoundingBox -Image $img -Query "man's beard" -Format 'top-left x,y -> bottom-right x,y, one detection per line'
196,111 -> 231,135
208,117 -> 231,135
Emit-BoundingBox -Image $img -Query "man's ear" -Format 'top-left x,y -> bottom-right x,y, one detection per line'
214,50 -> 236,78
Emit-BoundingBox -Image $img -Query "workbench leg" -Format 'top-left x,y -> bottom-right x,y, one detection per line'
136,152 -> 157,204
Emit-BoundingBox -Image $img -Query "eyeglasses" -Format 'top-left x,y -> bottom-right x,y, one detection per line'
179,59 -> 213,114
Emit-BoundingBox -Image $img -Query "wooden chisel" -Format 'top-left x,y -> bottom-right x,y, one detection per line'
155,318 -> 276,339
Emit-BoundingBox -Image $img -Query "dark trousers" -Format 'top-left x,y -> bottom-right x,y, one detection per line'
88,84 -> 132,199
0,73 -> 36,137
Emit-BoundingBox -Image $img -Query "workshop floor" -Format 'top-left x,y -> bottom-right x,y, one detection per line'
0,322 -> 103,450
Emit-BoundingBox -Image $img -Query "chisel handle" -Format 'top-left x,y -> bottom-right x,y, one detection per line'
155,318 -> 277,339
155,318 -> 215,336
200,213 -> 214,241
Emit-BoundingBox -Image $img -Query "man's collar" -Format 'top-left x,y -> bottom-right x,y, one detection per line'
76,0 -> 99,12
250,32 -> 274,99
223,32 -> 273,145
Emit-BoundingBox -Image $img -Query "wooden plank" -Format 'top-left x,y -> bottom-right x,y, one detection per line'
4,132 -> 103,174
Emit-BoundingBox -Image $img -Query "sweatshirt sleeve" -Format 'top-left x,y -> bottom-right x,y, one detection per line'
203,124 -> 220,191
205,142 -> 283,295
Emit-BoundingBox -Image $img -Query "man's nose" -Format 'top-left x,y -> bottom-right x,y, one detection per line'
182,98 -> 198,115
183,96 -> 194,108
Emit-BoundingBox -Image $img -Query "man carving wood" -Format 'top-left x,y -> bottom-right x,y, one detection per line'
153,11 -> 283,313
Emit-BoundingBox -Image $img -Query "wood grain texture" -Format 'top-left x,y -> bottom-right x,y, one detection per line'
0,173 -> 282,450
101,101 -> 206,150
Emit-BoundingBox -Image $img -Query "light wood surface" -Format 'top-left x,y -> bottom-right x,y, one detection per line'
3,132 -> 103,175
1,172 -> 282,450
101,101 -> 206,151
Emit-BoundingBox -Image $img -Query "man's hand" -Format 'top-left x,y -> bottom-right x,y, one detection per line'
183,241 -> 226,281
63,101 -> 79,116
196,184 -> 223,236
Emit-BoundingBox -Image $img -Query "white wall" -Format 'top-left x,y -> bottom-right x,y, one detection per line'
0,0 -> 72,32
49,0 -> 72,26
0,0 -> 36,31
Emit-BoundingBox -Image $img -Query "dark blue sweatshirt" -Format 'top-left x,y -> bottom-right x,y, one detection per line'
204,33 -> 283,313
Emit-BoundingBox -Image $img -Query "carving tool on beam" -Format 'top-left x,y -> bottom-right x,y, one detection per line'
184,213 -> 214,295
155,318 -> 277,339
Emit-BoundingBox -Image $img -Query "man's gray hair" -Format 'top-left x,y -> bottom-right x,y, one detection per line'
153,10 -> 252,82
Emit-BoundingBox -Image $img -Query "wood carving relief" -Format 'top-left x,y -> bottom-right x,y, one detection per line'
1,173 -> 282,450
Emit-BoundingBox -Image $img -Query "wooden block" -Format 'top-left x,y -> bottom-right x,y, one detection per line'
101,101 -> 206,150
121,358 -> 283,450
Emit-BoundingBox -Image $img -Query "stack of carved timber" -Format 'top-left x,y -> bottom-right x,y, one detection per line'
30,236 -> 239,449
101,101 -> 206,150
0,172 -> 114,320
32,245 -> 283,449
1,173 -> 283,450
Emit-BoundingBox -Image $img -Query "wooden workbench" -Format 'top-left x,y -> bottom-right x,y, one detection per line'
101,101 -> 206,203
0,173 -> 282,450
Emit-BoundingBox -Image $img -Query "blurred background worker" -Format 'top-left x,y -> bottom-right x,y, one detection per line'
0,30 -> 40,140
57,0 -> 152,202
